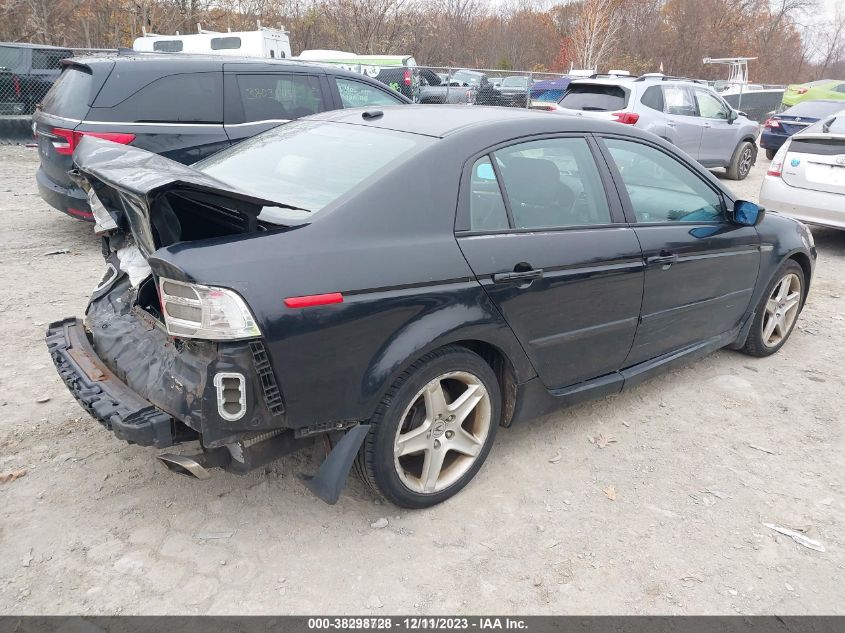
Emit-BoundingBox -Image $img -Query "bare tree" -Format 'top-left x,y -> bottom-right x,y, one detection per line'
568,0 -> 621,71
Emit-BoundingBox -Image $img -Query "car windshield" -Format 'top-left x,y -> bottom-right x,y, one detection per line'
452,71 -> 481,85
195,120 -> 431,222
784,101 -> 845,118
0,46 -> 26,72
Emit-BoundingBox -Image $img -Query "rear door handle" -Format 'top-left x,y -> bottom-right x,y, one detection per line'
492,268 -> 543,283
647,252 -> 678,267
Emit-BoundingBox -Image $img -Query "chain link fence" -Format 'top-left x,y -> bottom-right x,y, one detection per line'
0,45 -> 113,143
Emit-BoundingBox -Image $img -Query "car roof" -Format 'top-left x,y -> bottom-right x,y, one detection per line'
69,52 -> 345,74
309,104 -> 642,139
0,42 -> 73,51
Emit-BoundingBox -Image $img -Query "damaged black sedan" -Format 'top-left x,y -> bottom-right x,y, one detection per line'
47,106 -> 816,508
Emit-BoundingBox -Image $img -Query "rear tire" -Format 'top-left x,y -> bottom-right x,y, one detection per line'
357,346 -> 501,508
742,260 -> 805,357
765,148 -> 776,160
726,141 -> 755,180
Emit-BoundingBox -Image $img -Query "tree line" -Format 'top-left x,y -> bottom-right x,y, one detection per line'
2,0 -> 843,83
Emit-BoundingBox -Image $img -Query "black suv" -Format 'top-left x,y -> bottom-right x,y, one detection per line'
1,42 -> 72,115
33,54 -> 411,219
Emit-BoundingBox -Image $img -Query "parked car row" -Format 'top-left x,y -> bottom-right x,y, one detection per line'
0,42 -> 72,115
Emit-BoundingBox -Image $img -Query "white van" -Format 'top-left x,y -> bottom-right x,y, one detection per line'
133,26 -> 292,59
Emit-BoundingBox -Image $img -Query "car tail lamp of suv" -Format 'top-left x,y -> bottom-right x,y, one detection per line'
612,111 -> 640,125
403,69 -> 411,87
49,128 -> 136,156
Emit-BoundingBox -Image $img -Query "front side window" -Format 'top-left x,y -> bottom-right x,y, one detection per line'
695,89 -> 729,119
469,156 -> 509,231
196,120 -> 430,222
236,74 -> 325,121
493,137 -> 610,229
663,85 -> 696,116
335,78 -> 403,107
604,138 -> 722,223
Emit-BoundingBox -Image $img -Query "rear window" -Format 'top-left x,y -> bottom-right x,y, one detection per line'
153,40 -> 183,53
559,84 -> 628,111
195,120 -> 431,222
39,66 -> 93,119
784,101 -> 845,118
0,45 -> 27,72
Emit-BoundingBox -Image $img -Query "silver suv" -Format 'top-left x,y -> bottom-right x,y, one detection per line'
550,74 -> 760,180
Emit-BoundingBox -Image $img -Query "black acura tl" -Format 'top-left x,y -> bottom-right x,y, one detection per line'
46,106 -> 816,508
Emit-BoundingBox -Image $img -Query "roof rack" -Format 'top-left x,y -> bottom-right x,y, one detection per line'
634,74 -> 708,85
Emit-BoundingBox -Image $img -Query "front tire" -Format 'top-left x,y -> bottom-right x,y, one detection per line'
726,140 -> 755,180
358,346 -> 501,508
742,260 -> 805,357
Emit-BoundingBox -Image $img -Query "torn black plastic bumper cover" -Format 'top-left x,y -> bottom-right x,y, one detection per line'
46,317 -> 176,447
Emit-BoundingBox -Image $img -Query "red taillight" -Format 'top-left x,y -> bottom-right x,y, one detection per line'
12,75 -> 21,98
612,111 -> 640,125
50,128 -> 136,156
284,293 -> 344,308
763,118 -> 780,129
403,69 -> 411,86
67,207 -> 94,219
796,87 -> 808,94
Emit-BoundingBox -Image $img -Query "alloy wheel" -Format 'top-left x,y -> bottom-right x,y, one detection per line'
739,146 -> 753,177
393,371 -> 492,494
762,273 -> 801,348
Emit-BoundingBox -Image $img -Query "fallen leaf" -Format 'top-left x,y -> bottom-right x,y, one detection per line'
548,452 -> 562,464
370,517 -> 389,529
0,468 -> 27,484
603,485 -> 617,501
35,396 -> 50,404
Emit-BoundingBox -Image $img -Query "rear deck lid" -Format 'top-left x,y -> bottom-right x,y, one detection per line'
781,116 -> 845,195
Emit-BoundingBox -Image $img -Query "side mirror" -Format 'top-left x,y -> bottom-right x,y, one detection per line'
731,199 -> 765,226
727,109 -> 738,124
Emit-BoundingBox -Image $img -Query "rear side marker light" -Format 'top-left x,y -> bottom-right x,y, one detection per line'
612,111 -> 640,125
51,128 -> 136,156
213,372 -> 246,422
284,293 -> 344,308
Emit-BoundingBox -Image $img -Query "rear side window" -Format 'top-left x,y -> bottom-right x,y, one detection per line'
236,74 -> 325,121
211,37 -> 241,50
836,84 -> 845,94
335,78 -> 404,107
108,73 -> 222,123
664,85 -> 696,116
493,137 -> 611,229
31,50 -> 70,70
153,40 -> 183,52
469,156 -> 509,231
640,85 -> 664,111
559,84 -> 628,111
40,67 -> 93,119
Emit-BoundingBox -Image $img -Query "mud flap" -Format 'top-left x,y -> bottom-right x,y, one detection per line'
300,424 -> 370,505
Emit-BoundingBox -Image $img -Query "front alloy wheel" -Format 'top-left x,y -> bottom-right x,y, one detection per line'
358,346 -> 501,508
742,260 -> 805,357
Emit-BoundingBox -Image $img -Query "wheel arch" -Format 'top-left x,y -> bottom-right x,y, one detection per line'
788,250 -> 813,302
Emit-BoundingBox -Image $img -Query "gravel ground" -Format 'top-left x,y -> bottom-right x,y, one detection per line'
0,146 -> 843,615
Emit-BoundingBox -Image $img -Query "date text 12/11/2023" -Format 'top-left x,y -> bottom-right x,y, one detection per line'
307,618 -> 529,630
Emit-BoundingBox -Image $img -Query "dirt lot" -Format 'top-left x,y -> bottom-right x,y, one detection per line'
0,146 -> 842,615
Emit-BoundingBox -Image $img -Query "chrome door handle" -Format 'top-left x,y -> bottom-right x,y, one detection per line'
492,268 -> 543,283
647,252 -> 678,268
